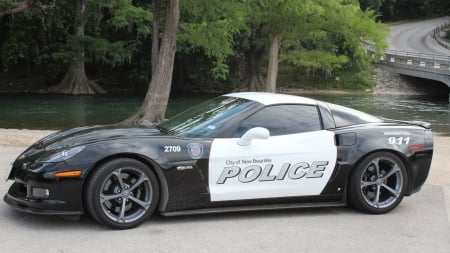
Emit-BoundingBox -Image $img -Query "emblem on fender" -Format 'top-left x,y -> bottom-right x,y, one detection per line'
187,143 -> 203,159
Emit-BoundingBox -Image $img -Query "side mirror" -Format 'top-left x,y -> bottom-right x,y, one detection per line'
237,127 -> 270,146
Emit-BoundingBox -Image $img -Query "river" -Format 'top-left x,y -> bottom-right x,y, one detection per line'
0,94 -> 448,135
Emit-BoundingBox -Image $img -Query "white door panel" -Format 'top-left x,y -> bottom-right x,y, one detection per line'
209,130 -> 337,201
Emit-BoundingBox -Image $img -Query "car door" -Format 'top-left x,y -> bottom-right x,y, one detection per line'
208,104 -> 337,202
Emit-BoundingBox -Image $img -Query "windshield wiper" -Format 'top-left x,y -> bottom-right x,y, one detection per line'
156,125 -> 179,135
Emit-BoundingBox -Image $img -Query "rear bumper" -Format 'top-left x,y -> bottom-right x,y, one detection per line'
406,149 -> 433,196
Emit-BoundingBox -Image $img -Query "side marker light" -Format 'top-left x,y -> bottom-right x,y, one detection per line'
408,145 -> 424,151
54,170 -> 83,178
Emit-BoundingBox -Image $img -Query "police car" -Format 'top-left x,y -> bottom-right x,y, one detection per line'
4,92 -> 434,229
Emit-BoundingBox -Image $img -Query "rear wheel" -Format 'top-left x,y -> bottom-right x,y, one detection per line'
348,152 -> 407,214
85,158 -> 159,229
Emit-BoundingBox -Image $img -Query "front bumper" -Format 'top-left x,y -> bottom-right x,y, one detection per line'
4,193 -> 82,215
4,162 -> 86,215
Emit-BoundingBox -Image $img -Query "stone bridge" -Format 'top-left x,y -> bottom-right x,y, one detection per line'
376,50 -> 450,100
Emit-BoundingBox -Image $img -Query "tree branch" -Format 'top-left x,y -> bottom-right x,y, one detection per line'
0,0 -> 44,18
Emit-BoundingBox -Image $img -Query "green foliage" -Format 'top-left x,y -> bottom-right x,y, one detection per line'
179,0 -> 246,79
1,30 -> 29,70
0,0 -> 393,93
283,50 -> 348,72
0,0 -> 153,81
249,0 -> 314,35
88,0 -> 152,36
375,0 -> 450,21
0,0 -> 14,9
243,0 -> 386,84
278,64 -> 374,91
51,35 -> 135,67
359,0 -> 383,11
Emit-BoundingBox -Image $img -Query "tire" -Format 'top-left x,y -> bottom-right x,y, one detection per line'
348,152 -> 407,214
85,158 -> 159,229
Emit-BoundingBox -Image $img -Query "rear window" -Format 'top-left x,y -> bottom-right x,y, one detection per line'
328,103 -> 382,128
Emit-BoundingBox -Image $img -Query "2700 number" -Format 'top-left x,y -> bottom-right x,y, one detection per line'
164,145 -> 181,152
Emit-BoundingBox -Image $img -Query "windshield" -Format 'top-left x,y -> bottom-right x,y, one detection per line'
160,96 -> 260,137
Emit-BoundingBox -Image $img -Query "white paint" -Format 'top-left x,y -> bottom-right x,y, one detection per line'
209,130 -> 337,201
225,92 -> 317,106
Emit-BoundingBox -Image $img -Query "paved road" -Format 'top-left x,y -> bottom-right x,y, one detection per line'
387,17 -> 450,55
1,142 -> 450,253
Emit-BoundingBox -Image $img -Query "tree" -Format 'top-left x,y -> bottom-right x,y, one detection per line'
47,0 -> 152,95
47,0 -> 106,94
126,0 -> 245,125
244,0 -> 386,92
125,0 -> 179,125
242,26 -> 265,91
179,0 -> 246,80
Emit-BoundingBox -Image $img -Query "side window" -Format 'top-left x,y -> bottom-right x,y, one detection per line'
328,103 -> 381,128
236,105 -> 322,136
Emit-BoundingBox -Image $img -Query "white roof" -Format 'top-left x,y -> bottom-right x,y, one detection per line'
225,92 -> 317,106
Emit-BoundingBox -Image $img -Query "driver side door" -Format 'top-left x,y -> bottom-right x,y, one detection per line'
208,104 -> 337,202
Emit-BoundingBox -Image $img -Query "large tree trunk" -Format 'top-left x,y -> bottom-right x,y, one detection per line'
47,0 -> 106,95
244,43 -> 265,91
265,33 -> 281,93
124,0 -> 179,125
151,0 -> 161,75
47,61 -> 105,94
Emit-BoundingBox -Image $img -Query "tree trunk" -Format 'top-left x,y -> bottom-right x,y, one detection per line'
124,0 -> 180,125
151,0 -> 161,75
47,61 -> 105,94
265,33 -> 281,93
47,0 -> 106,95
244,43 -> 265,91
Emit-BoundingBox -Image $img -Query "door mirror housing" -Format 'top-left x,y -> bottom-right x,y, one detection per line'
237,127 -> 270,146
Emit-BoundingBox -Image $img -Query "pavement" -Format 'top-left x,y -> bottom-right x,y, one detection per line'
387,16 -> 450,55
0,134 -> 449,252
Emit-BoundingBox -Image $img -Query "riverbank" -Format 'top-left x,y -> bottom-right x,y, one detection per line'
0,129 -> 55,147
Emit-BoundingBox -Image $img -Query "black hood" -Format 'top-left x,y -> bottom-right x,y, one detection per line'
35,125 -> 164,150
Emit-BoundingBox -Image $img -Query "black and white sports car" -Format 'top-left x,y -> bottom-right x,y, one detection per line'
4,92 -> 433,229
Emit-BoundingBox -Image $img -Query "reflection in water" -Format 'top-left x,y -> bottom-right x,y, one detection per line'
0,94 -> 448,135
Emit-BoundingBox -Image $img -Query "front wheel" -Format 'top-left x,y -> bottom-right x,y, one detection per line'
348,152 -> 407,214
85,158 -> 159,229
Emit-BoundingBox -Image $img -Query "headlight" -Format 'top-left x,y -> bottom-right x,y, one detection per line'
37,146 -> 85,163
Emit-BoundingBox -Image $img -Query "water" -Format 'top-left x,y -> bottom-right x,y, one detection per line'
0,94 -> 448,135
0,94 -> 212,130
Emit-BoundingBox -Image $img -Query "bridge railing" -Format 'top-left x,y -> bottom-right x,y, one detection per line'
375,50 -> 450,76
433,21 -> 450,49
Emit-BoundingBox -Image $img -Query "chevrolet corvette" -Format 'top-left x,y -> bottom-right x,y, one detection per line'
4,92 -> 433,229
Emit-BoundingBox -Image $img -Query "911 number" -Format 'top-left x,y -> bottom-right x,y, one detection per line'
388,137 -> 410,145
